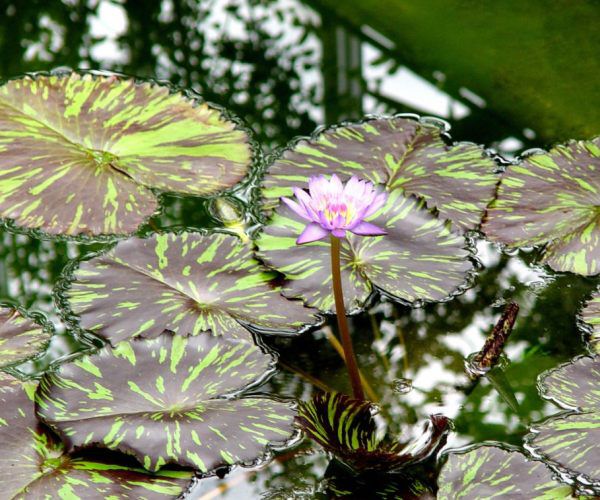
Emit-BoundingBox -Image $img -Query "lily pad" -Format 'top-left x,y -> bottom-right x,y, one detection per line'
66,232 -> 319,344
0,371 -> 193,499
525,355 -> 600,487
437,445 -> 572,499
36,332 -> 297,473
0,72 -> 252,236
296,391 -> 450,472
483,138 -> 600,276
581,288 -> 600,353
0,306 -> 51,369
261,116 -> 498,231
256,189 -> 472,312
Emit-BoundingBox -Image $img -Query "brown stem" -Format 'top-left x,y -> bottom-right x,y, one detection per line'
330,235 -> 365,401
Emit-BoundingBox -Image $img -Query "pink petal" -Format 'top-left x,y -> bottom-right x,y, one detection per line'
281,197 -> 311,221
309,175 -> 329,197
297,223 -> 330,244
331,228 -> 346,238
293,187 -> 319,220
330,173 -> 343,193
343,176 -> 361,196
350,221 -> 387,236
364,191 -> 388,217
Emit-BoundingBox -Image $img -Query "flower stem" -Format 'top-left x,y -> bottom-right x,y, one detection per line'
330,235 -> 365,401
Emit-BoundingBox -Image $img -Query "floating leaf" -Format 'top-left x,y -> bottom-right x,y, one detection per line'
0,72 -> 252,236
37,332 -> 297,473
261,116 -> 498,230
257,190 -> 472,312
525,355 -> 600,487
483,138 -> 600,275
296,391 -> 450,472
0,306 -> 51,369
0,372 -> 193,499
66,232 -> 319,344
437,445 -> 572,499
581,288 -> 600,353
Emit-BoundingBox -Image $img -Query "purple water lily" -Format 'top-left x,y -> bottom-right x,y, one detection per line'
281,174 -> 387,245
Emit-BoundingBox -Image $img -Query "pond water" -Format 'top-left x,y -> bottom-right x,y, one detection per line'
1,1 -> 598,498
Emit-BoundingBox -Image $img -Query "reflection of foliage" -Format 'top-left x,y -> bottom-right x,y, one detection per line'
120,0 -> 320,149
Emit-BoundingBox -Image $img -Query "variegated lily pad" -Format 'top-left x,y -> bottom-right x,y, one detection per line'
66,232 -> 319,344
581,288 -> 600,353
261,116 -> 498,231
256,190 -> 472,312
437,445 -> 572,499
36,333 -> 297,473
483,138 -> 600,276
0,372 -> 193,499
0,72 -> 252,236
296,391 -> 450,472
525,355 -> 600,487
0,306 -> 51,369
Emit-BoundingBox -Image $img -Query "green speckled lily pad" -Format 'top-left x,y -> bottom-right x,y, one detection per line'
0,72 -> 252,236
262,116 -> 498,231
66,232 -> 319,344
0,371 -> 193,499
437,445 -> 572,499
257,190 -> 473,313
0,306 -> 51,369
484,138 -> 600,276
526,355 -> 600,488
581,288 -> 600,353
36,332 -> 297,473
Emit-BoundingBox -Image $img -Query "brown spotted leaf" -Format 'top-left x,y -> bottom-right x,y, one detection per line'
256,190 -> 472,313
0,306 -> 51,369
36,333 -> 297,473
483,138 -> 600,276
262,116 -> 498,231
0,72 -> 252,236
0,372 -> 193,499
67,232 -> 319,344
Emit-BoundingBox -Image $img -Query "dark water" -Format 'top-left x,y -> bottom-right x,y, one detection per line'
1,1 -> 598,498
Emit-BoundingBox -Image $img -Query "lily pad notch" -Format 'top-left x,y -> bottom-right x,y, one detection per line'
0,71 -> 255,237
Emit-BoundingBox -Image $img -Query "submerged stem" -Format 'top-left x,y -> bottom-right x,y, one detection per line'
330,235 -> 365,401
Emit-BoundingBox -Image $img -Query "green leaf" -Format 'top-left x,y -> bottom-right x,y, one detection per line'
437,445 -> 572,500
581,288 -> 600,353
0,72 -> 252,236
256,190 -> 472,312
66,232 -> 319,344
261,116 -> 498,231
296,391 -> 450,472
0,306 -> 51,369
483,138 -> 600,276
36,332 -> 297,473
0,372 -> 193,499
525,355 -> 600,487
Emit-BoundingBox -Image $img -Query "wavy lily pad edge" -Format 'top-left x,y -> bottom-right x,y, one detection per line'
253,111 -> 504,227
0,302 -> 56,372
0,68 -> 263,242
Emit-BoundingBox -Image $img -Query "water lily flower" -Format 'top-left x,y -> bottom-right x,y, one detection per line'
281,174 -> 387,244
